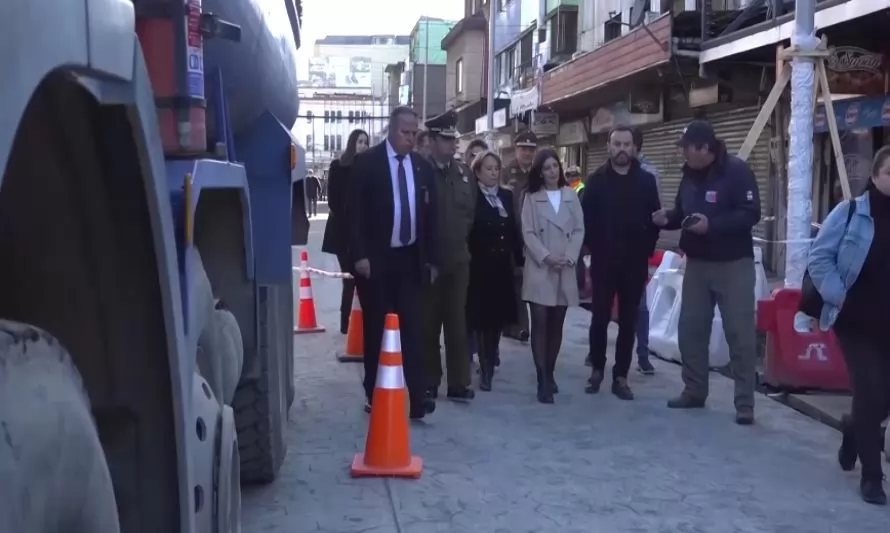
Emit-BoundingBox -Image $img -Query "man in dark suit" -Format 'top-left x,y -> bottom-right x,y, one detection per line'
349,106 -> 439,420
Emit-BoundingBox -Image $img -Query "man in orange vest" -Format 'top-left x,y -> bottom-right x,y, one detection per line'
566,165 -> 585,197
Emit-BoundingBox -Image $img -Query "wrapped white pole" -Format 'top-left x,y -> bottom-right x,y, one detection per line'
785,0 -> 819,288
485,0 -> 496,148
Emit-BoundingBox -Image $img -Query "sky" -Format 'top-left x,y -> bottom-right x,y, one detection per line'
298,0 -> 464,54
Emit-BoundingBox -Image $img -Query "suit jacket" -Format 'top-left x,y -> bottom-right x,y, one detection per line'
521,187 -> 585,307
321,159 -> 350,257
348,142 -> 439,273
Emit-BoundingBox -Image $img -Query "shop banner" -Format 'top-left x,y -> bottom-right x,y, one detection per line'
814,95 -> 890,133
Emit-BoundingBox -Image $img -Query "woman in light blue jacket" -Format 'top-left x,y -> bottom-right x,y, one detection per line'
808,145 -> 890,506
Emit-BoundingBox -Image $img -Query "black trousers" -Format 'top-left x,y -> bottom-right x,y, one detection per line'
588,258 -> 648,379
835,326 -> 890,481
336,254 -> 356,332
308,197 -> 318,216
355,245 -> 425,409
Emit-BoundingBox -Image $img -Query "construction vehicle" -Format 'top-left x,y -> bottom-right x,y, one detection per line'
0,0 -> 307,531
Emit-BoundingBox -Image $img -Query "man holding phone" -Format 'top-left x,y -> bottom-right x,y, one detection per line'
651,120 -> 761,425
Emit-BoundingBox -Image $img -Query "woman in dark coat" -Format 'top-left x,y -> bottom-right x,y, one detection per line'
321,129 -> 369,333
466,150 -> 524,391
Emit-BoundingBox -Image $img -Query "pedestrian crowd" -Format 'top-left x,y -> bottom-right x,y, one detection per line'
321,105 -> 888,506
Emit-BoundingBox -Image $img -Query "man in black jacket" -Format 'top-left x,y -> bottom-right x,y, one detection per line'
349,106 -> 439,420
582,126 -> 661,401
652,120 -> 761,425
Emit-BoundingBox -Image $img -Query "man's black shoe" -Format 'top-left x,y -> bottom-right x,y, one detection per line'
667,394 -> 706,409
447,387 -> 475,401
585,370 -> 604,394
860,477 -> 887,505
735,409 -> 754,425
517,329 -> 530,342
363,399 -> 372,414
611,378 -> 634,401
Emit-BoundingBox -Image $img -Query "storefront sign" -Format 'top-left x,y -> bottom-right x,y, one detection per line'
589,96 -> 663,134
555,120 -> 587,146
474,108 -> 509,134
510,86 -> 540,115
825,46 -> 887,96
531,112 -> 559,137
687,80 -> 733,108
814,95 -> 890,133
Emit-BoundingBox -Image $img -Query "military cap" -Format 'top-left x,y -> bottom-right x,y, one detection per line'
424,110 -> 459,139
513,130 -> 538,148
565,165 -> 582,176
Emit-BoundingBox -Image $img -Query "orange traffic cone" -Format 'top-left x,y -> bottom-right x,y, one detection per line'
294,250 -> 325,334
351,314 -> 422,479
337,289 -> 363,362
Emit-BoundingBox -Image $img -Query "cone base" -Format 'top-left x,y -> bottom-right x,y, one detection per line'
294,325 -> 326,334
337,351 -> 363,362
350,453 -> 422,478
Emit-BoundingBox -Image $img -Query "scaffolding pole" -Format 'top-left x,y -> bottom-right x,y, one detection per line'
785,0 -> 818,287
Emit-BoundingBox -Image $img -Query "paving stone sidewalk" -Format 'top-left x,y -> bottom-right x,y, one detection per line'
242,208 -> 889,533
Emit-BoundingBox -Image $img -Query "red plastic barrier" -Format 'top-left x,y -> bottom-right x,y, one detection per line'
756,288 -> 850,391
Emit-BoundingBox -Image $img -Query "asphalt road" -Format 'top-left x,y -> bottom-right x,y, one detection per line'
242,203 -> 889,533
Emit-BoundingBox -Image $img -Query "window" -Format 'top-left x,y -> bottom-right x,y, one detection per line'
455,58 -> 464,94
306,110 -> 313,122
552,9 -> 579,56
336,135 -> 343,151
323,110 -> 330,123
306,134 -> 312,148
604,13 -> 622,43
348,110 -> 354,123
336,110 -> 343,122
324,135 -> 330,151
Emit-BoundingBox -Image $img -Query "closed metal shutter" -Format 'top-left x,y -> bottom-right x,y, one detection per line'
640,107 -> 771,251
585,133 -> 608,176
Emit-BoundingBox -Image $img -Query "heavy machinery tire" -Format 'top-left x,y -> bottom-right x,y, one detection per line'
232,287 -> 287,484
198,306 -> 243,406
0,321 -> 120,533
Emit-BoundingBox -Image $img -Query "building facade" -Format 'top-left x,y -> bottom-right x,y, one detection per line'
405,17 -> 457,121
296,94 -> 386,173
296,34 -> 408,170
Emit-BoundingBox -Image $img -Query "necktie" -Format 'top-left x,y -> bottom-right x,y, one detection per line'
396,154 -> 412,245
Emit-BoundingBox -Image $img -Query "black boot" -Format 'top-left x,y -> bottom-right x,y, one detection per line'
547,351 -> 559,394
479,358 -> 494,391
838,414 -> 857,472
535,365 -> 553,404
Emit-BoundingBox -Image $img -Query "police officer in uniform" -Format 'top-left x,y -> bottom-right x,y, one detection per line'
499,130 -> 538,342
422,111 -> 477,400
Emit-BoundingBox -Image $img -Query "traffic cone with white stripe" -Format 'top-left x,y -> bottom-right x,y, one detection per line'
351,313 -> 422,478
337,288 -> 363,362
294,250 -> 325,334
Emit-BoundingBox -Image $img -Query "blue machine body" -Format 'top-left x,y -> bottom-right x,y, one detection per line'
164,0 -> 303,336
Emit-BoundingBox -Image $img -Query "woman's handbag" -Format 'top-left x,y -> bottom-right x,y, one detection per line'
798,200 -> 856,318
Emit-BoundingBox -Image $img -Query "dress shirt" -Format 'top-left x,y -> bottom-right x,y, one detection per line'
386,140 -> 417,247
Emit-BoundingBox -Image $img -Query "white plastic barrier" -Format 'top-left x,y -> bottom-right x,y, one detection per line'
647,247 -> 768,369
646,251 -> 685,308
647,269 -> 683,363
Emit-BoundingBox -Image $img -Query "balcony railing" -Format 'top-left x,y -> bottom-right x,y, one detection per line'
511,55 -> 540,91
701,0 -> 792,43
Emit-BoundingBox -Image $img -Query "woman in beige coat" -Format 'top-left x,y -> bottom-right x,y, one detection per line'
521,148 -> 585,403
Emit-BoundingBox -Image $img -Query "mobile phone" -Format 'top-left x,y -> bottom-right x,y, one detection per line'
682,215 -> 701,229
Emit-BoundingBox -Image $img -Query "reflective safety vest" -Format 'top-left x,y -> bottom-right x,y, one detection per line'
572,181 -> 585,194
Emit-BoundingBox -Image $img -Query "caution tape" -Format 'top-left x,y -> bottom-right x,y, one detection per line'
292,266 -> 354,279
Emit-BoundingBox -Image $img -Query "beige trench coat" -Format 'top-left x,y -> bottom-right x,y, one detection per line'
520,187 -> 585,307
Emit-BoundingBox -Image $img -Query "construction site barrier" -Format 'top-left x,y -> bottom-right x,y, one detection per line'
647,247 -> 769,369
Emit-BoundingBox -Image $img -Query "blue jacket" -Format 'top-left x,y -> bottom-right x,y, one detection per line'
664,145 -> 761,261
807,192 -> 874,331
